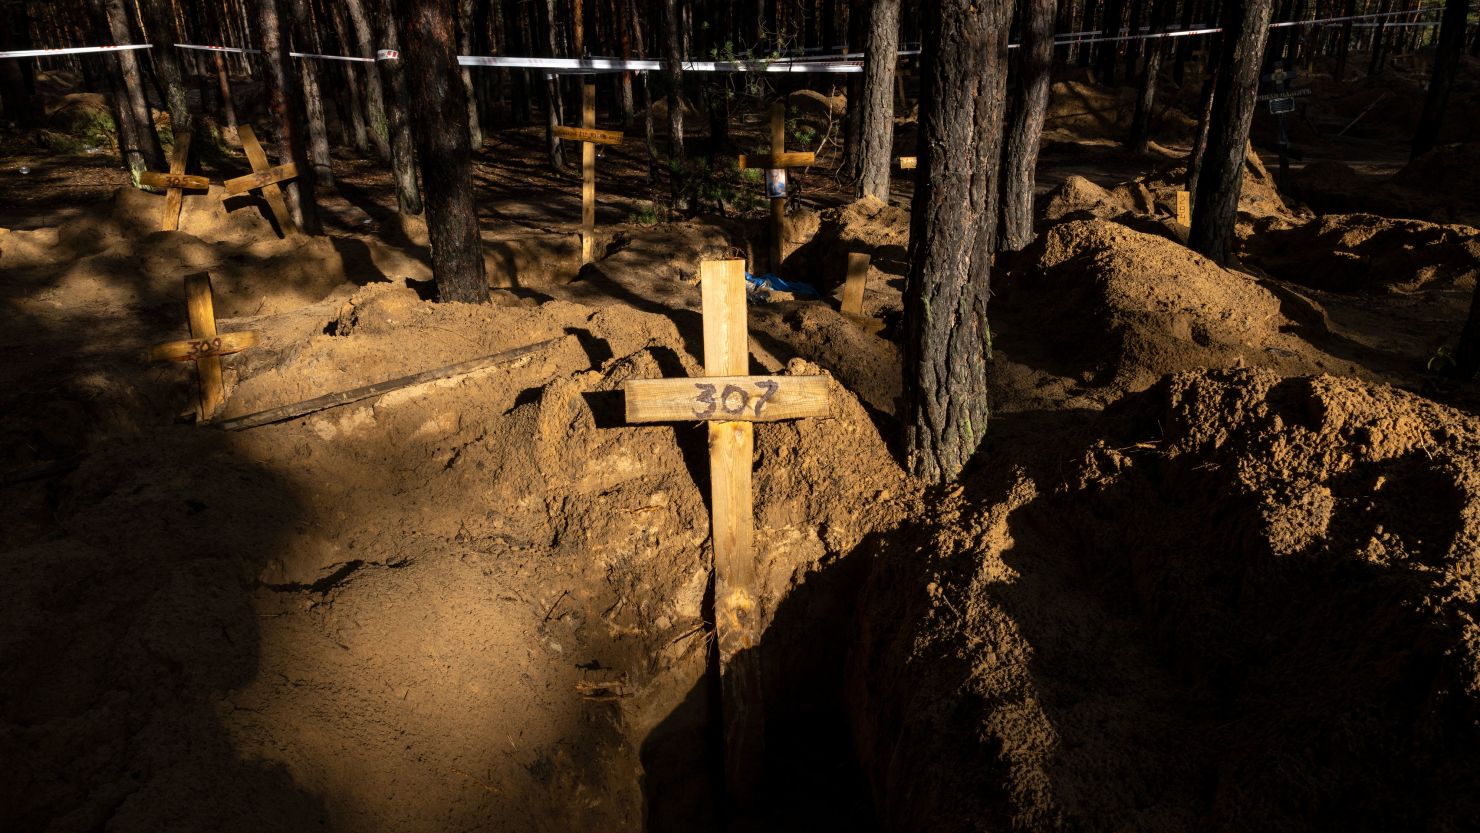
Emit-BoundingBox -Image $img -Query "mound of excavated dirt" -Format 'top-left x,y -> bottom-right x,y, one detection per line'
1394,142 -> 1480,216
998,220 -> 1331,396
850,367 -> 1480,833
1249,213 -> 1480,293
1,276 -> 912,833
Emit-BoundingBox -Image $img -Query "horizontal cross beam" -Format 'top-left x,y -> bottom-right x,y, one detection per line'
738,151 -> 815,170
553,125 -> 625,145
140,171 -> 209,191
149,331 -> 259,362
624,375 -> 829,423
224,162 -> 299,196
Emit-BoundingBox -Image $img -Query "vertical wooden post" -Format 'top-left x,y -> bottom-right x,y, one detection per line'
582,82 -> 597,263
769,101 -> 786,275
701,258 -> 765,802
185,274 -> 225,420
1176,189 -> 1191,227
237,125 -> 300,236
841,252 -> 870,316
163,131 -> 191,232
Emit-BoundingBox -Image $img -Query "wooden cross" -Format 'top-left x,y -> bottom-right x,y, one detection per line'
623,258 -> 830,801
149,273 -> 258,421
738,102 -> 815,276
553,83 -> 624,263
139,131 -> 208,232
224,125 -> 299,236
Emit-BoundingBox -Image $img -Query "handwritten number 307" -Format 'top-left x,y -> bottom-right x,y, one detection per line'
693,380 -> 780,418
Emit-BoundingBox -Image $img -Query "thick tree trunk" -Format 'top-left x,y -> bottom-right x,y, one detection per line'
1458,280 -> 1480,380
138,0 -> 191,134
324,0 -> 369,152
1189,0 -> 1273,264
102,0 -> 165,176
346,0 -> 394,160
1186,71 -> 1216,194
397,0 -> 490,303
663,0 -> 687,209
1411,0 -> 1468,159
1367,0 -> 1391,78
375,0 -> 424,215
1334,0 -> 1356,80
857,0 -> 901,201
284,0 -> 334,186
999,0 -> 1054,251
903,0 -> 1011,485
258,0 -> 322,233
1130,0 -> 1172,154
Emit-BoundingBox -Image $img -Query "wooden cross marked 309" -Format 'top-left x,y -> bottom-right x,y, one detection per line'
225,125 -> 300,237
622,258 -> 830,801
149,273 -> 258,422
738,102 -> 815,276
139,131 -> 209,232
553,83 -> 624,264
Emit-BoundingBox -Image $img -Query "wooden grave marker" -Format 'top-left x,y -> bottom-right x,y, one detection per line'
139,130 -> 209,232
738,102 -> 815,275
623,258 -> 831,801
553,83 -> 625,263
225,125 -> 299,236
1176,190 -> 1191,228
897,155 -> 917,170
840,252 -> 871,317
149,273 -> 258,421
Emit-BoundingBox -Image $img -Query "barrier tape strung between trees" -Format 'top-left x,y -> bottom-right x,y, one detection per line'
2,5 -> 1468,64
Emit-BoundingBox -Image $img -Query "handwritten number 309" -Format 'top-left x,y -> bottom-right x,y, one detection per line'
693,380 -> 780,418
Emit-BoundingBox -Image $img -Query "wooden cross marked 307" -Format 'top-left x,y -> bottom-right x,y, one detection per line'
623,258 -> 830,801
225,125 -> 300,237
553,83 -> 624,264
149,273 -> 258,421
739,102 -> 815,275
139,130 -> 208,232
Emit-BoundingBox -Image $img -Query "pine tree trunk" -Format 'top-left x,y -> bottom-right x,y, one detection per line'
857,0 -> 901,201
1130,0 -> 1172,153
903,0 -> 1011,485
102,0 -> 165,176
323,0 -> 369,152
1334,0 -> 1355,80
1458,279 -> 1480,380
1190,0 -> 1273,264
1411,0 -> 1468,159
397,0 -> 490,303
375,0 -> 424,215
999,0 -> 1054,251
284,0 -> 334,186
138,0 -> 191,135
542,0 -> 566,170
1095,0 -> 1125,84
663,0 -> 687,209
258,0 -> 322,233
0,3 -> 36,127
456,0 -> 483,148
1078,0 -> 1100,67
346,0 -> 394,160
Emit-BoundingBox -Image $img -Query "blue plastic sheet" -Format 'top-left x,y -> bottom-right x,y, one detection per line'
745,271 -> 820,298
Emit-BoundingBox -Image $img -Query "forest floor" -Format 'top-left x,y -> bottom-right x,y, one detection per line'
3,54 -> 1480,833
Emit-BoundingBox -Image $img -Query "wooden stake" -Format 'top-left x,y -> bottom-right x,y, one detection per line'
235,125 -> 299,236
1176,190 -> 1191,227
582,83 -> 596,263
139,131 -> 207,232
840,252 -> 870,317
622,258 -> 831,804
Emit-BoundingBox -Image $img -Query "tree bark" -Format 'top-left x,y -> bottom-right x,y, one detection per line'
323,0 -> 368,151
284,0 -> 334,186
1130,0 -> 1172,154
138,0 -> 191,135
663,0 -> 687,209
397,0 -> 490,303
541,0 -> 566,170
1078,0 -> 1100,67
0,3 -> 36,127
999,0 -> 1054,251
1411,0 -> 1468,160
1189,0 -> 1273,264
345,0 -> 394,160
102,0 -> 165,176
376,0 -> 425,215
1334,0 -> 1355,80
857,0 -> 901,201
456,0 -> 483,148
903,0 -> 1011,485
1095,0 -> 1126,84
258,0 -> 322,233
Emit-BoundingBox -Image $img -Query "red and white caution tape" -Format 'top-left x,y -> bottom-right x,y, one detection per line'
457,55 -> 861,73
0,43 -> 150,59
